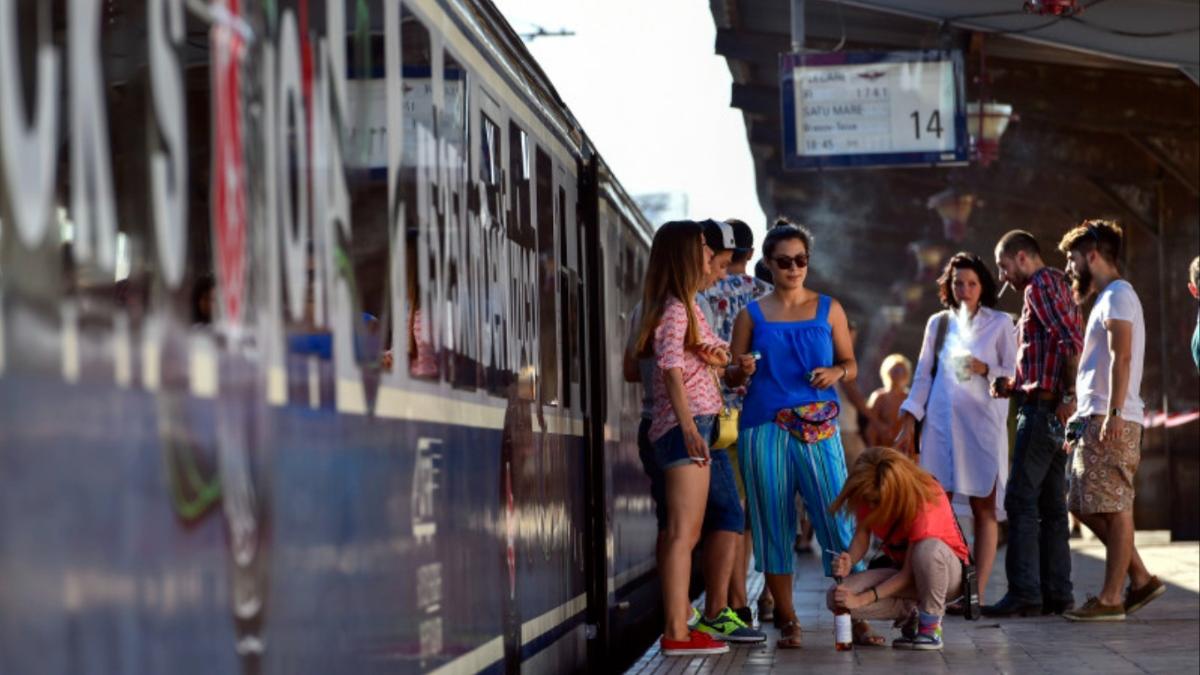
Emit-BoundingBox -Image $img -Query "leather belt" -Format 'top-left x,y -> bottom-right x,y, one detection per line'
1017,388 -> 1059,407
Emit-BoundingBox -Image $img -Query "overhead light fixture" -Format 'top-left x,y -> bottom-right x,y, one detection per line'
1023,0 -> 1083,17
967,101 -> 1015,167
927,188 -> 976,243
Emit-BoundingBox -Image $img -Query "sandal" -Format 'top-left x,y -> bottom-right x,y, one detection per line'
778,619 -> 803,649
757,595 -> 775,624
852,619 -> 886,647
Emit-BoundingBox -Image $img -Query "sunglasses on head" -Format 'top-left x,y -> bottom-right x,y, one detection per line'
772,254 -> 809,270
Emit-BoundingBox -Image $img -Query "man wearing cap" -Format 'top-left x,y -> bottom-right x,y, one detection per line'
702,218 -> 775,627
698,219 -> 738,329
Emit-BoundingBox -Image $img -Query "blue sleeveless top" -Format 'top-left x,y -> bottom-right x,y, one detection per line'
740,295 -> 840,428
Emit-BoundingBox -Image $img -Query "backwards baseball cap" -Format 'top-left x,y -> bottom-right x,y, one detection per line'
725,219 -> 754,254
701,219 -> 736,252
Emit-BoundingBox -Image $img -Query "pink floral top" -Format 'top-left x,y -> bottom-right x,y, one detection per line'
648,297 -> 727,442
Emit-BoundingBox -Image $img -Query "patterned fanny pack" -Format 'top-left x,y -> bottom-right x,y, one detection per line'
774,401 -> 840,444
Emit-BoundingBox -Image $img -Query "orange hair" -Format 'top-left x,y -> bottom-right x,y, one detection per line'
830,447 -> 943,532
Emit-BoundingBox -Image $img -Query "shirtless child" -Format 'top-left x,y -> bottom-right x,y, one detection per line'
867,354 -> 912,446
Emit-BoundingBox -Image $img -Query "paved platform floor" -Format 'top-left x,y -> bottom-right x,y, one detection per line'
627,535 -> 1199,674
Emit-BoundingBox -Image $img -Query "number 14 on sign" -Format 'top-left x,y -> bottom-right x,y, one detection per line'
910,110 -> 944,139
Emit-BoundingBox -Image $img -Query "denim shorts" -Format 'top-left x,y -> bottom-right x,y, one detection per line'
652,416 -> 745,534
653,415 -> 716,470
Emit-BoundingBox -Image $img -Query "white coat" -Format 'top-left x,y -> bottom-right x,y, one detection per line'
901,306 -> 1017,506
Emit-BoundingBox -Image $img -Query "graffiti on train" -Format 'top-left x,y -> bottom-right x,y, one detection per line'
0,2 -> 544,410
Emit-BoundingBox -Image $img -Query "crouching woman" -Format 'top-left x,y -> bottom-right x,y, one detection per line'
826,447 -> 969,651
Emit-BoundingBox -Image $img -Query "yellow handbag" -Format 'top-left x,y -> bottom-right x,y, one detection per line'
709,368 -> 739,450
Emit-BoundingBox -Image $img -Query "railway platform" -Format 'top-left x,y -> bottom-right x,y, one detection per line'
627,534 -> 1200,674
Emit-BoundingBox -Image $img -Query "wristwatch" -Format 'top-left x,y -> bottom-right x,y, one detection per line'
1061,391 -> 1075,405
1110,408 -> 1122,418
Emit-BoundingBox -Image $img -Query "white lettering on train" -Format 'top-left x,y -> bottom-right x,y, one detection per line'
148,0 -> 188,289
276,11 -> 309,324
0,0 -> 60,249
0,3 -> 556,411
259,42 -> 288,405
381,0 -> 408,393
69,0 -> 117,271
314,12 -> 367,415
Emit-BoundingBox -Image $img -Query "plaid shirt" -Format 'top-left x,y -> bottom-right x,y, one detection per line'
1014,267 -> 1083,394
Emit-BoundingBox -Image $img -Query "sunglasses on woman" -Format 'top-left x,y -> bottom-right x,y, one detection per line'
772,254 -> 809,270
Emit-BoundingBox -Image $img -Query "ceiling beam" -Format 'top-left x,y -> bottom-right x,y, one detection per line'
730,82 -> 779,116
1124,133 -> 1200,197
715,28 -> 788,61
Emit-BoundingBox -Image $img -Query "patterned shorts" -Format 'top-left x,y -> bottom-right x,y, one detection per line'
1068,415 -> 1142,515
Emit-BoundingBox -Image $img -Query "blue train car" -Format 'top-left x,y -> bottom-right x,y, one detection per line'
0,1 -> 659,672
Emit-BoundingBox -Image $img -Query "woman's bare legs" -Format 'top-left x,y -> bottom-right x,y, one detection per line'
969,486 -> 999,604
661,463 -> 710,640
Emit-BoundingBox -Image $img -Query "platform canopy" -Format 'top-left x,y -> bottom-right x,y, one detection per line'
709,3 -> 1199,540
830,0 -> 1199,82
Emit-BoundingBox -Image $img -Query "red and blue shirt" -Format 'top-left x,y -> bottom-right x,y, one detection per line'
1015,267 -> 1083,394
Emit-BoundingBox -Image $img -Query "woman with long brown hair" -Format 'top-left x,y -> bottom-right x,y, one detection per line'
635,220 -> 758,656
894,252 -> 1015,608
827,447 -> 970,651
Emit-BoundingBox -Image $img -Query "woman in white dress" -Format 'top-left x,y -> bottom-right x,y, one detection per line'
895,252 -> 1016,607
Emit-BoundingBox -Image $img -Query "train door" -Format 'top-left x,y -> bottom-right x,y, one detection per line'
578,157 -> 614,669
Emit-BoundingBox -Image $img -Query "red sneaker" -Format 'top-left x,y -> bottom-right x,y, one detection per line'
660,629 -> 730,656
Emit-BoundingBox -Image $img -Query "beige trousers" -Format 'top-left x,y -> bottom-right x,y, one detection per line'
825,538 -> 964,620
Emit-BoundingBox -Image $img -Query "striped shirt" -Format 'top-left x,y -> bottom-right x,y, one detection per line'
649,297 -> 726,442
1015,267 -> 1083,394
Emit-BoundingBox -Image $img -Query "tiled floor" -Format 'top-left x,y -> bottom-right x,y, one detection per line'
626,536 -> 1200,674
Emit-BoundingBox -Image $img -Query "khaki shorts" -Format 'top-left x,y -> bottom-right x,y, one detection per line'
1068,415 -> 1142,515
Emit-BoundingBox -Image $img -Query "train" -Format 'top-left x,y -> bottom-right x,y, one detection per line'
0,0 -> 663,672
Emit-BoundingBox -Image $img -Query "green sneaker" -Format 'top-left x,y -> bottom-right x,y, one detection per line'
696,607 -> 767,644
910,623 -> 943,651
687,606 -> 701,628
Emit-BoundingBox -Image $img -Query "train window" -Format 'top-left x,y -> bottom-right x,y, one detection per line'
481,116 -> 501,193
442,50 -> 477,391
479,111 -> 505,394
557,186 -> 570,409
575,207 -> 589,413
342,0 -> 391,401
577,270 -> 588,411
509,124 -> 532,244
556,185 -> 582,412
505,121 -> 536,397
535,148 -> 558,407
399,8 -> 439,381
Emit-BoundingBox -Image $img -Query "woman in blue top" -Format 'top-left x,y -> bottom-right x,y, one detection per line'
727,223 -> 868,648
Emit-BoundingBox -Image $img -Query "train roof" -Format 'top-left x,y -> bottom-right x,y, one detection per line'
462,0 -> 655,242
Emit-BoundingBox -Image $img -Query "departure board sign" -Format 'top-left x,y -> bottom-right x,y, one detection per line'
780,50 -> 968,170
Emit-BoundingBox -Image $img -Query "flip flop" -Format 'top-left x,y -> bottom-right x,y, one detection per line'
852,619 -> 886,647
778,619 -> 803,649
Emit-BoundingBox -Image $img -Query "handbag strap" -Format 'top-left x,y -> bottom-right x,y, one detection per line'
930,312 -> 950,382
945,495 -> 976,566
877,518 -> 903,556
709,365 -> 731,413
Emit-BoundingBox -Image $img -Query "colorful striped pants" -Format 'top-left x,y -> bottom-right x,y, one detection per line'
739,421 -> 863,576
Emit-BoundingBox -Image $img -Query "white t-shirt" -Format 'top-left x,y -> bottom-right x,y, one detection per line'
1076,279 -> 1145,421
